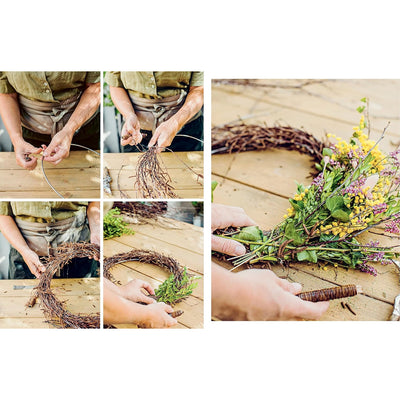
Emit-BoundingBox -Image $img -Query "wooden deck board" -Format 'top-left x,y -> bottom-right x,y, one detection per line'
103,152 -> 204,199
212,79 -> 400,321
0,277 -> 100,328
0,151 -> 100,198
103,217 -> 204,329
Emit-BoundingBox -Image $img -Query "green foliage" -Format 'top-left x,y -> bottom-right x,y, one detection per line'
211,181 -> 218,202
155,268 -> 200,304
233,226 -> 263,242
103,208 -> 135,240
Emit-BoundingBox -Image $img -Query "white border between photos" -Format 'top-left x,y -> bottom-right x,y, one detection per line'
1,1 -> 400,399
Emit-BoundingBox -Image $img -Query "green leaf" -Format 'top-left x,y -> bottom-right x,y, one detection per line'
331,209 -> 350,222
357,106 -> 365,113
211,181 -> 218,202
284,222 -> 304,245
315,163 -> 322,171
297,250 -> 317,263
233,226 -> 263,242
326,196 -> 344,212
360,97 -> 367,103
322,148 -> 333,157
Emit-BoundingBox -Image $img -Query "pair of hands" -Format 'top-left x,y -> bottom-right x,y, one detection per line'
22,234 -> 100,279
121,113 -> 177,153
15,128 -> 73,170
116,279 -> 177,328
212,204 -> 330,321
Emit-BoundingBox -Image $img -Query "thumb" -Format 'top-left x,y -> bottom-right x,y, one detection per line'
211,235 -> 246,256
148,131 -> 160,147
275,277 -> 302,295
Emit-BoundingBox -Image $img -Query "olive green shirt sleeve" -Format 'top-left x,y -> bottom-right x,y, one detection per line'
0,72 -> 97,102
85,72 -> 101,84
105,72 -> 123,87
0,202 -> 13,216
189,72 -> 203,87
0,72 -> 17,94
0,202 -> 88,222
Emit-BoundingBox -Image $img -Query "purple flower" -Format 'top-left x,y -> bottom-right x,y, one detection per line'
372,203 -> 387,215
359,262 -> 377,276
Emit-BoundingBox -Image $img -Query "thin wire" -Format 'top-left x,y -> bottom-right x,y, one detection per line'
41,144 -> 100,198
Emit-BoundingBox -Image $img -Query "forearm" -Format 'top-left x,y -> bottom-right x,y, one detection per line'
109,86 -> 136,119
87,202 -> 100,233
212,263 -> 244,320
0,215 -> 31,256
62,82 -> 100,135
103,284 -> 147,325
169,86 -> 204,132
0,93 -> 24,146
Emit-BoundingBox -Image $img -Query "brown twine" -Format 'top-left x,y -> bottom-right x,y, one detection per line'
28,242 -> 100,329
135,146 -> 178,198
113,201 -> 168,220
104,249 -> 184,287
212,123 -> 328,174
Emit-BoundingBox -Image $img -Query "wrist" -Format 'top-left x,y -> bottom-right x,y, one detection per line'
11,135 -> 26,148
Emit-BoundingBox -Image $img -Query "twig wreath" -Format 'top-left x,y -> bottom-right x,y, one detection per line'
28,242 -> 100,329
212,104 -> 400,277
103,249 -> 199,305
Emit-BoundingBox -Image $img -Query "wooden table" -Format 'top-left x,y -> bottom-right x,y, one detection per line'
103,217 -> 204,328
0,278 -> 100,328
103,151 -> 204,199
212,79 -> 400,321
0,151 -> 100,198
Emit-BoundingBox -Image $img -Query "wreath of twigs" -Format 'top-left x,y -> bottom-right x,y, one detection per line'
212,123 -> 328,176
28,242 -> 100,329
135,146 -> 178,198
113,201 -> 168,221
212,122 -> 331,266
104,249 -> 184,288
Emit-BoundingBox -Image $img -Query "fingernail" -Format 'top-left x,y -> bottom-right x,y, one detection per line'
234,244 -> 246,256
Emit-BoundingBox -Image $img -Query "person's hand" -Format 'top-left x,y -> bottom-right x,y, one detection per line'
121,113 -> 142,146
137,302 -> 178,328
90,231 -> 100,261
42,128 -> 73,165
119,279 -> 156,304
211,203 -> 256,256
214,267 -> 329,321
20,248 -> 45,278
148,118 -> 179,153
13,140 -> 42,170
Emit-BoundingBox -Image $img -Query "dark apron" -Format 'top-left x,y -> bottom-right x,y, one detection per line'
122,91 -> 203,153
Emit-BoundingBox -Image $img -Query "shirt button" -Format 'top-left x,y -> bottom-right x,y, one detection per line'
46,89 -> 50,93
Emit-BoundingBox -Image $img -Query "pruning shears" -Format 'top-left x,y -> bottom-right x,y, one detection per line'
389,260 -> 400,321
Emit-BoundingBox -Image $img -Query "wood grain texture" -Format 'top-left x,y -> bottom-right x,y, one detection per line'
0,151 -> 100,198
0,278 -> 100,328
103,152 -> 203,199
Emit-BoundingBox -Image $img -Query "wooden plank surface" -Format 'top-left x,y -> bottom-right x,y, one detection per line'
103,151 -> 204,199
103,217 -> 204,329
0,278 -> 100,329
0,151 -> 100,198
212,79 -> 400,321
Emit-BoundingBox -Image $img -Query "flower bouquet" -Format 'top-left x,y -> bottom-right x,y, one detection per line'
218,106 -> 400,276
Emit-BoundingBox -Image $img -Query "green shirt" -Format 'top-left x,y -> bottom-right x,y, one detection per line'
105,71 -> 203,99
0,72 -> 100,102
0,202 -> 88,223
